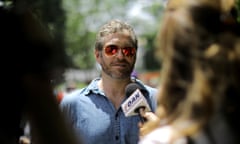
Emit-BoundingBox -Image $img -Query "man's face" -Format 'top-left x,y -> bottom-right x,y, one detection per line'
95,32 -> 136,79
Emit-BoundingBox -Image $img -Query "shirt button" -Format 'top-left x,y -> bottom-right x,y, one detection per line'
115,135 -> 119,140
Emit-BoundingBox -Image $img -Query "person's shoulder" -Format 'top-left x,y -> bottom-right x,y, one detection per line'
60,88 -> 86,105
134,79 -> 158,95
144,85 -> 158,92
139,126 -> 187,144
139,126 -> 173,144
134,79 -> 157,90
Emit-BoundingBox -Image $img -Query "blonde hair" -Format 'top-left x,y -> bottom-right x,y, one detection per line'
143,0 -> 240,142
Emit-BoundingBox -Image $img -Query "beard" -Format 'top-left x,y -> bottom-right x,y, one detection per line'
100,58 -> 135,79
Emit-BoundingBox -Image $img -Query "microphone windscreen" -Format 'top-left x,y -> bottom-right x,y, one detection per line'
125,83 -> 147,97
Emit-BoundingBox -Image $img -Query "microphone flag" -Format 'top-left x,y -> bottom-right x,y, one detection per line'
121,88 -> 151,117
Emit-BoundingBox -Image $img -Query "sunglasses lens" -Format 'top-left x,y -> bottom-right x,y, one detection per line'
105,46 -> 118,56
123,47 -> 136,57
104,46 -> 136,57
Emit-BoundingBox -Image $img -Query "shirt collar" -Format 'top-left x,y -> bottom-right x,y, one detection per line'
82,77 -> 102,96
82,77 -> 150,98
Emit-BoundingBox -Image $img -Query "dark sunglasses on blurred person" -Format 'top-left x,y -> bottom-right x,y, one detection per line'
104,45 -> 136,57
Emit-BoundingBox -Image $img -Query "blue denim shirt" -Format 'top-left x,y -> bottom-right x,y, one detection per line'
60,77 -> 157,144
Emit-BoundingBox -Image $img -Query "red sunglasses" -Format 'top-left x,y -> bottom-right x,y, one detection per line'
104,45 -> 136,57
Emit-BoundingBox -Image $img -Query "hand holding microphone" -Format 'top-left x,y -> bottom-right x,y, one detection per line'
137,106 -> 147,123
121,83 -> 151,123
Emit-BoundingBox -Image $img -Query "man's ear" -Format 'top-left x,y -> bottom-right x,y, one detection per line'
95,49 -> 101,62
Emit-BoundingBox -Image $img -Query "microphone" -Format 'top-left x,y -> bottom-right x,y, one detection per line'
121,83 -> 151,123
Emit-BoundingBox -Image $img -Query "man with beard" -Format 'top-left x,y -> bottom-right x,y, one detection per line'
60,19 -> 157,144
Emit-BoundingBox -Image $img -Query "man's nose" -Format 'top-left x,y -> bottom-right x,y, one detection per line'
115,49 -> 124,59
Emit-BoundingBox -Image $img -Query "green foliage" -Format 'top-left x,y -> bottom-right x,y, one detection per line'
8,0 -> 165,70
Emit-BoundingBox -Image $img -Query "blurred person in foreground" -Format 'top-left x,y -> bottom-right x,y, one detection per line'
60,19 -> 158,144
0,3 -> 81,144
139,0 -> 240,143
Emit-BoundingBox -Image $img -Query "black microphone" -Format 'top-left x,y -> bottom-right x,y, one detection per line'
121,83 -> 151,123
